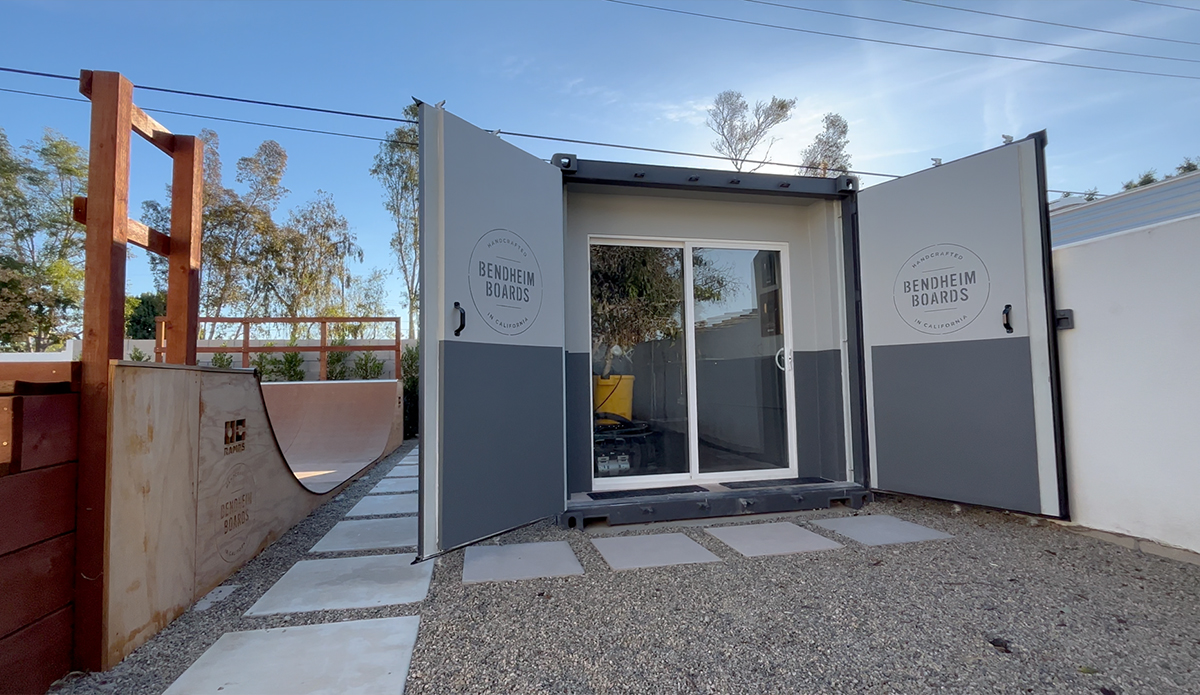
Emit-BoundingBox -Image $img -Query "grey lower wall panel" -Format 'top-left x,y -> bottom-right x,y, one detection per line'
794,350 -> 846,481
871,337 -> 1041,514
565,352 -> 592,494
440,341 -> 565,549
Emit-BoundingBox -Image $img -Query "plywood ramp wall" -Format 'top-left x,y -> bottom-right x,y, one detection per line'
104,363 -> 372,667
104,364 -> 199,668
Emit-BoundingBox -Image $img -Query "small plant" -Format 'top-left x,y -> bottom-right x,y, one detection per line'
401,342 -> 419,438
401,343 -> 418,394
210,343 -> 234,369
326,335 -> 349,380
279,338 -> 306,382
128,346 -> 150,362
352,350 -> 384,380
251,342 -> 283,381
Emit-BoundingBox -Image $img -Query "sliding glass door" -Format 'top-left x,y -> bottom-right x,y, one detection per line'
590,239 -> 797,489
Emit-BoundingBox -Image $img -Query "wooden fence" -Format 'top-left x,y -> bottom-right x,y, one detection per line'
154,316 -> 404,380
0,363 -> 80,694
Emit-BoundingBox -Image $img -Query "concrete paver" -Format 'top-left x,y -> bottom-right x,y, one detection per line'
462,541 -> 584,583
245,554 -> 432,615
310,517 -> 418,553
705,522 -> 842,557
812,514 -> 951,545
346,493 -> 417,517
371,477 -> 419,494
162,616 -> 420,695
591,533 -> 721,570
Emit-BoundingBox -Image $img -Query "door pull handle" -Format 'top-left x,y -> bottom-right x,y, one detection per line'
775,347 -> 787,371
453,302 -> 466,336
1002,304 -> 1013,334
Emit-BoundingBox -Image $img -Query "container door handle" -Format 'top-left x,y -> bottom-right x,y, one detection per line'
453,302 -> 466,336
1002,304 -> 1013,334
775,347 -> 787,371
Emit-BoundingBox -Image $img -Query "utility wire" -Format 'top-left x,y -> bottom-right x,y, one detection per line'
0,87 -> 417,146
495,129 -> 901,178
1128,0 -> 1200,12
904,0 -> 1200,47
746,0 -> 1200,64
0,67 -> 419,125
606,0 -> 1200,80
0,75 -> 1112,193
0,72 -> 901,178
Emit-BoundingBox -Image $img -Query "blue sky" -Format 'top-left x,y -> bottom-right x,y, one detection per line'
3,0 -> 1198,328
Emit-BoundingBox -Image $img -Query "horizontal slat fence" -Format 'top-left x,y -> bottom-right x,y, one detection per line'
0,363 -> 81,694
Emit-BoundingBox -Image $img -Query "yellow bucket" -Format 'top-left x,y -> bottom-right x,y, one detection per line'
593,375 -> 635,422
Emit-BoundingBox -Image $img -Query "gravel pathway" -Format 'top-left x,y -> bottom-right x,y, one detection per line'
49,459 -> 1200,695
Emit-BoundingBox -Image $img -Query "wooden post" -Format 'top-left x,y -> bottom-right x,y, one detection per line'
241,321 -> 251,368
166,136 -> 203,365
76,70 -> 133,671
154,317 -> 165,363
395,319 -> 402,381
319,321 -> 328,380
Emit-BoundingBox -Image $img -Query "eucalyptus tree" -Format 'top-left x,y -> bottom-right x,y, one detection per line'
706,90 -> 797,173
370,103 -> 420,340
0,128 -> 87,350
799,113 -> 851,178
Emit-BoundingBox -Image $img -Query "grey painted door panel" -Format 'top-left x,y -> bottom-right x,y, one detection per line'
857,136 -> 1061,515
871,339 -> 1041,513
565,352 -> 592,494
440,341 -> 565,549
793,350 -> 846,481
420,105 -> 567,557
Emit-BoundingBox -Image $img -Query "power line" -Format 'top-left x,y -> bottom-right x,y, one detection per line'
746,0 -> 1200,64
496,129 -> 901,178
0,87 -> 415,146
1128,0 -> 1200,12
0,66 -> 418,125
904,0 -> 1200,47
0,73 -> 1107,190
606,0 -> 1200,80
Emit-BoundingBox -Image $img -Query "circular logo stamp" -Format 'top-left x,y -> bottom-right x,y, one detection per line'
893,243 -> 991,335
468,228 -> 543,336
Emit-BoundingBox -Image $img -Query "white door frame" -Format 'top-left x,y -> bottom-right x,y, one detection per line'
588,235 -> 800,491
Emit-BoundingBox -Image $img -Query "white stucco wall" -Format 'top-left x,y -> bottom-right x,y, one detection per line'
1054,213 -> 1200,553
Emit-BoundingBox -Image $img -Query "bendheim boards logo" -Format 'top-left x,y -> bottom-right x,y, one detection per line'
893,243 -> 991,335
468,228 -> 544,336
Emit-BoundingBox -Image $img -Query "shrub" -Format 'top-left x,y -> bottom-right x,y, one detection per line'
401,343 -> 418,394
352,350 -> 384,380
326,336 -> 349,380
279,339 -> 306,381
210,343 -> 233,369
251,342 -> 283,381
128,346 -> 150,362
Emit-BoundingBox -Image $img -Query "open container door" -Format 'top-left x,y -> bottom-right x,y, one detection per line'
856,134 -> 1065,517
418,105 -> 566,559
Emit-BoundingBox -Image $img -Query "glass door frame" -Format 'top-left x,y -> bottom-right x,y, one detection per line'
589,235 -> 800,491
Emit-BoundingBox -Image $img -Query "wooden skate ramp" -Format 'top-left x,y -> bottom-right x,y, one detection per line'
262,380 -> 403,493
103,364 -> 404,666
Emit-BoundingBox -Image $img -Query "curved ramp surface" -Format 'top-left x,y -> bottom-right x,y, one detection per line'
262,380 -> 403,493
104,365 -> 406,666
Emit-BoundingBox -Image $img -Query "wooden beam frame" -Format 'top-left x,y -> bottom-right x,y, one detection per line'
74,70 -> 204,671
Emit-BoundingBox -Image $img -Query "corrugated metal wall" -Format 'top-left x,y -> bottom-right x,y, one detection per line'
1050,170 -> 1200,247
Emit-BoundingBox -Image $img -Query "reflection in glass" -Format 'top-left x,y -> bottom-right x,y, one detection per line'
590,245 -> 689,477
692,248 -> 790,473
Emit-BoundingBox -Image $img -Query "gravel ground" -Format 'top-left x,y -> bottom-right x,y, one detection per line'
405,498 -> 1199,695
49,458 -> 1200,695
